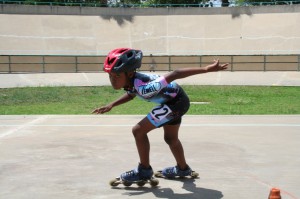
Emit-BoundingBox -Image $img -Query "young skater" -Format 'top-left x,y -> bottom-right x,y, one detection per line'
92,48 -> 228,182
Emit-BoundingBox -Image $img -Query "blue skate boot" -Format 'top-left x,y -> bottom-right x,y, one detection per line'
155,165 -> 199,179
121,163 -> 153,182
109,164 -> 159,187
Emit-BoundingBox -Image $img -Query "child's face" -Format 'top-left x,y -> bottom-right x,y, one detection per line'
109,72 -> 128,90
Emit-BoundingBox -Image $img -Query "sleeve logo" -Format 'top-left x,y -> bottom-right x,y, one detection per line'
138,82 -> 162,98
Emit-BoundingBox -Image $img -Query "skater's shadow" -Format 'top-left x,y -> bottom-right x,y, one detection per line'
115,178 -> 223,199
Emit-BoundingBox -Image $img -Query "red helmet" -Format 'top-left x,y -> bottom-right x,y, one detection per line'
103,48 -> 143,73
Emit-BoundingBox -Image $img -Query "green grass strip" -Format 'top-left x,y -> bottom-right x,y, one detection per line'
0,86 -> 299,115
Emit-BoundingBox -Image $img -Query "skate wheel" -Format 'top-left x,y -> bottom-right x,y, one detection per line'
150,178 -> 159,186
109,179 -> 119,187
154,171 -> 164,178
123,181 -> 132,187
137,181 -> 146,187
191,171 -> 199,178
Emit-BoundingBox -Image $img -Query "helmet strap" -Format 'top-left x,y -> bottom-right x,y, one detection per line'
123,71 -> 135,91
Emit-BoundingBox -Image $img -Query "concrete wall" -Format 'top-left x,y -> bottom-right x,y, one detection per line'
0,4 -> 300,56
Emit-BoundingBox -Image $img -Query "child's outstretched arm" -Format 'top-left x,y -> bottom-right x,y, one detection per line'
164,59 -> 228,83
92,92 -> 135,114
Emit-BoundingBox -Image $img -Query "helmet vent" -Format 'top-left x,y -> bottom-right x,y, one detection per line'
108,57 -> 115,65
116,60 -> 122,67
127,51 -> 134,58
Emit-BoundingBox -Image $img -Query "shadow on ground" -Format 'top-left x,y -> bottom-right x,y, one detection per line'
112,179 -> 223,199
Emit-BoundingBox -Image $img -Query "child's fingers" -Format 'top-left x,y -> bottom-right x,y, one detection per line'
221,63 -> 229,69
91,110 -> 98,114
91,108 -> 101,114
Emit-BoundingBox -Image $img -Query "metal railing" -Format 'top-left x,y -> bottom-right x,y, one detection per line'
0,55 -> 299,73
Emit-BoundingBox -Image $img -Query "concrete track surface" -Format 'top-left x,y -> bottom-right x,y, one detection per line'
0,115 -> 299,199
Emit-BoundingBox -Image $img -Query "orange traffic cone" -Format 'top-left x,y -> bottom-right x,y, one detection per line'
268,187 -> 281,199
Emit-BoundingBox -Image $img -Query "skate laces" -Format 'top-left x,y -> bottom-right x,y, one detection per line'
163,165 -> 192,177
123,168 -> 138,178
121,165 -> 153,181
165,166 -> 177,174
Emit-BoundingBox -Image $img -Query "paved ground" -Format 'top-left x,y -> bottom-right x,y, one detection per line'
0,115 -> 300,199
1,71 -> 300,88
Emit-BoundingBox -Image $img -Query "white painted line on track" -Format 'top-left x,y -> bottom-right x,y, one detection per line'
0,116 -> 48,139
82,73 -> 91,85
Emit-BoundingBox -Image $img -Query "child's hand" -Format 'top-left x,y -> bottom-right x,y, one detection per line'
92,105 -> 112,114
206,60 -> 229,72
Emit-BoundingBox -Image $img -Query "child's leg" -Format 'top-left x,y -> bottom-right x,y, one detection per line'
163,124 -> 188,170
132,117 -> 156,168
